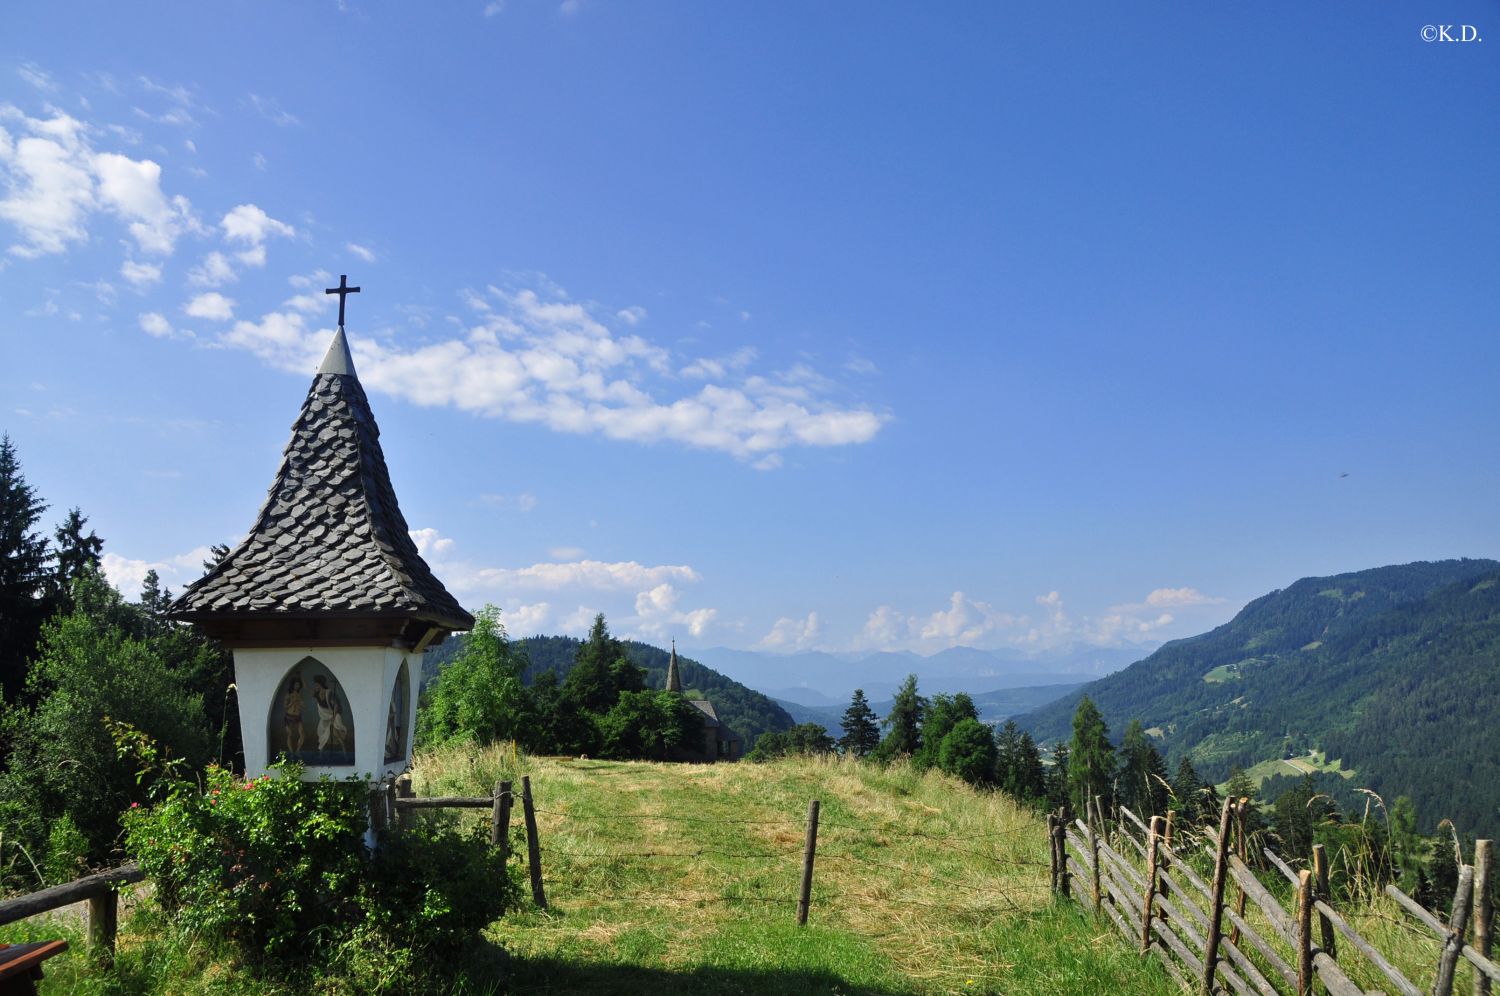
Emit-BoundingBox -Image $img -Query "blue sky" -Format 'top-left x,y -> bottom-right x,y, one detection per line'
1,2 -> 1496,658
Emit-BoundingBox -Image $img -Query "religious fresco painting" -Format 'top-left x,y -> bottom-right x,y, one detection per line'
268,657 -> 355,767
384,661 -> 410,764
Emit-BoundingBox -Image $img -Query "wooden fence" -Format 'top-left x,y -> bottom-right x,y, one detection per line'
0,863 -> 142,964
1049,796 -> 1498,996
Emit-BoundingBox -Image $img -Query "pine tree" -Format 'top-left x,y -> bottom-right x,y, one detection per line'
1119,719 -> 1169,818
1067,695 -> 1115,813
0,434 -> 53,699
1046,742 -> 1071,810
1013,730 -> 1047,803
51,506 -> 103,606
1171,756 -> 1205,823
838,688 -> 880,757
876,673 -> 925,760
564,613 -> 630,713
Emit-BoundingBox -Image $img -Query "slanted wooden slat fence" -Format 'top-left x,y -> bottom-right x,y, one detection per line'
1050,798 -> 1495,996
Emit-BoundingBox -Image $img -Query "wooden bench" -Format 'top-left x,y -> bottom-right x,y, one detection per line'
0,940 -> 68,995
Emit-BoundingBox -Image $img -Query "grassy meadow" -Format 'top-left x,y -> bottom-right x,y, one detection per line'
412,744 -> 1182,995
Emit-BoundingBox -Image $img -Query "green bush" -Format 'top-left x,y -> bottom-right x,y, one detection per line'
124,763 -> 519,991
123,764 -> 368,960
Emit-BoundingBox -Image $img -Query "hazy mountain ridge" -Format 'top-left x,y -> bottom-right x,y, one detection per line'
691,643 -> 1148,703
1014,558 -> 1500,834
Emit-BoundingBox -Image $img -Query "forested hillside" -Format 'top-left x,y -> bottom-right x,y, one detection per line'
428,633 -> 796,749
1016,559 -> 1500,834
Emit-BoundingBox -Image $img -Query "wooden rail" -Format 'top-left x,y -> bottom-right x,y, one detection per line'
0,864 -> 144,963
1049,803 -> 1496,996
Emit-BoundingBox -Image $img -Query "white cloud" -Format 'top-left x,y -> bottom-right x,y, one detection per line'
251,152 -> 268,172
918,591 -> 1015,643
861,605 -> 906,647
616,305 -> 646,326
452,559 -> 700,593
120,258 -> 162,288
17,64 -> 57,93
184,291 -> 234,321
186,273 -> 884,464
1144,587 -> 1225,608
101,544 -> 215,601
345,241 -> 376,263
91,151 -> 201,254
483,0 -> 506,15
0,107 -> 99,256
549,546 -> 585,560
409,527 -> 455,558
139,311 -> 179,338
557,605 -> 600,634
188,250 -> 236,286
629,582 -> 718,640
221,203 -> 293,266
0,105 -> 199,260
247,94 -> 300,127
516,492 -> 538,513
506,601 -> 550,634
758,611 -> 821,651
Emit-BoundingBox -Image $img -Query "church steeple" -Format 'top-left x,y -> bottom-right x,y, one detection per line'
666,638 -> 682,693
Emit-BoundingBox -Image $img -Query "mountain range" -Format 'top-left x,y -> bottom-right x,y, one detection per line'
689,643 -> 1148,705
1015,559 -> 1500,836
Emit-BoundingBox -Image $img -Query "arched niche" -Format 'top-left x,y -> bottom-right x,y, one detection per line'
267,656 -> 356,767
384,660 -> 411,764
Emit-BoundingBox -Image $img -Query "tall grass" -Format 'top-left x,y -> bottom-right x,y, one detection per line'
416,744 -> 1183,995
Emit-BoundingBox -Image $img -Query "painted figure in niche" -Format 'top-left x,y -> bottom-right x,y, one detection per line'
313,674 -> 350,751
282,671 -> 306,755
384,662 -> 409,764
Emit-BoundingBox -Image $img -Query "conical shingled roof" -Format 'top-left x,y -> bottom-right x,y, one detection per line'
171,329 -> 474,634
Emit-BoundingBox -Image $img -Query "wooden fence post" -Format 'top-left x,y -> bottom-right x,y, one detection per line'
797,799 -> 820,925
1087,797 -> 1103,908
521,775 -> 547,909
395,774 -> 413,831
1435,864 -> 1476,996
369,778 -> 389,835
1232,799 -> 1247,948
1297,869 -> 1314,996
87,887 -> 118,964
1047,812 -> 1059,893
1141,815 -> 1164,954
1313,843 -> 1336,961
1202,797 -> 1235,996
1477,840 -> 1494,996
1055,810 -> 1071,899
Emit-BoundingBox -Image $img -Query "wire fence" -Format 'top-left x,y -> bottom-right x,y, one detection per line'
389,773 -> 1047,930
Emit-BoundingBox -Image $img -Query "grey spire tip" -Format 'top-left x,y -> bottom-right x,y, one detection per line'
318,327 -> 357,377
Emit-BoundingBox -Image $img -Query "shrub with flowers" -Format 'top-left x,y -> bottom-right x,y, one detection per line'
123,761 -> 518,989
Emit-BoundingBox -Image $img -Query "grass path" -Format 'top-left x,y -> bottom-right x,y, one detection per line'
414,746 -> 1182,995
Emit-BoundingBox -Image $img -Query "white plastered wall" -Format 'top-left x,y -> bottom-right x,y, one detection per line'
235,645 -> 420,782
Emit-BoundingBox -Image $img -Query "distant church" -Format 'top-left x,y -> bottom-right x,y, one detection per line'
664,640 -> 743,762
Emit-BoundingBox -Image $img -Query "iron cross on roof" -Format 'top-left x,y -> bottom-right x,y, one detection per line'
325,274 -> 361,327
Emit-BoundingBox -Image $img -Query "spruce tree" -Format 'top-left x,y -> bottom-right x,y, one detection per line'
1119,719 -> 1169,817
51,506 -> 103,606
876,673 -> 925,760
1013,730 -> 1047,803
1171,756 -> 1205,823
0,434 -> 53,698
838,688 -> 880,757
1067,695 -> 1115,813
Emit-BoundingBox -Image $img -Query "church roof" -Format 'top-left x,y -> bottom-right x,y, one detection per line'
170,328 -> 474,634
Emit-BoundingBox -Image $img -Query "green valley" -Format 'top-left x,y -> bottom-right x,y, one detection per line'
1017,558 -> 1500,835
